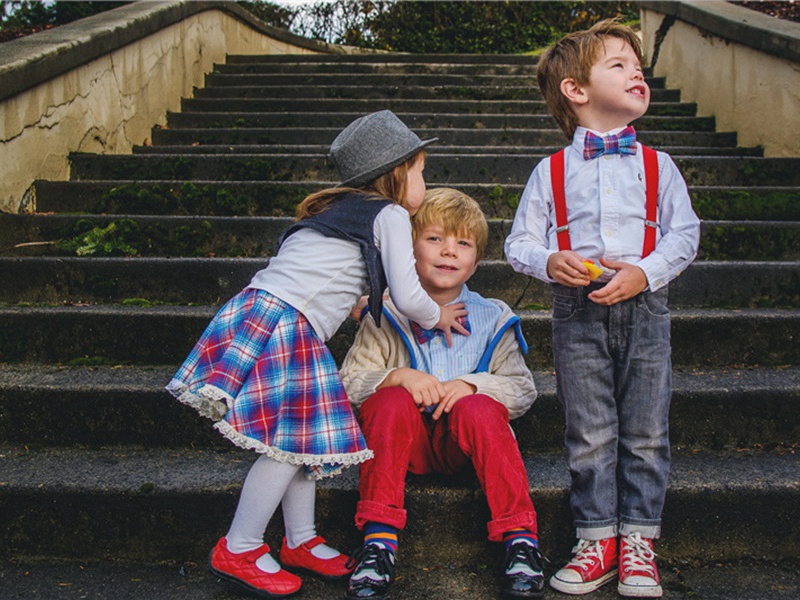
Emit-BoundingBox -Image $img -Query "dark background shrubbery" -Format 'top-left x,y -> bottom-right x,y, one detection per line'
240,0 -> 638,53
0,1 -> 128,42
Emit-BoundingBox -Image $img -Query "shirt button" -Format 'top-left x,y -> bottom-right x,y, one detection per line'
604,187 -> 613,194
605,229 -> 614,236
437,369 -> 443,376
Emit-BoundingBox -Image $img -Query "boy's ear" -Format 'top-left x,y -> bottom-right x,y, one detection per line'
560,77 -> 589,106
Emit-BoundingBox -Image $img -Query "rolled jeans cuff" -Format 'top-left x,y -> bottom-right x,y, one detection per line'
620,521 -> 661,540
355,500 -> 407,531
575,523 -> 618,541
487,511 -> 539,543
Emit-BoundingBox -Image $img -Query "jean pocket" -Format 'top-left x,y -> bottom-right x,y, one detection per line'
552,295 -> 578,321
639,288 -> 670,318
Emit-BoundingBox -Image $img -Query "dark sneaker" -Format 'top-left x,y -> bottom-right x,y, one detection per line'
502,542 -> 548,599
345,543 -> 396,600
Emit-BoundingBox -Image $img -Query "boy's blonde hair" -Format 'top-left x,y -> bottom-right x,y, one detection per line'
412,187 -> 489,262
537,19 -> 644,138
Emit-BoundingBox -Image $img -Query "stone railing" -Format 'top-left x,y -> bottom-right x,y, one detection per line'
0,0 -> 344,213
640,0 -> 800,158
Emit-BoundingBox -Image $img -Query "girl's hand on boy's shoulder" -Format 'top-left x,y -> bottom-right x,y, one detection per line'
588,260 -> 647,305
547,251 -> 592,287
430,380 -> 477,420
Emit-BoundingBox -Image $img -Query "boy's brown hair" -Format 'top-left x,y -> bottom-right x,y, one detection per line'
537,19 -> 644,138
412,187 -> 489,262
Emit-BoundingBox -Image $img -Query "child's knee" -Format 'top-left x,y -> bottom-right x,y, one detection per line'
450,394 -> 509,429
360,387 -> 418,426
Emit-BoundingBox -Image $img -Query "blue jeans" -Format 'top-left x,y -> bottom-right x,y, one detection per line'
552,283 -> 671,541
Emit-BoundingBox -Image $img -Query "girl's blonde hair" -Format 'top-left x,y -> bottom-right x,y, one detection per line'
412,187 -> 488,262
295,151 -> 425,220
537,19 -> 643,138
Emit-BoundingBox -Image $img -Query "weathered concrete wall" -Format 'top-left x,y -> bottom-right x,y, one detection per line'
0,1 -> 337,213
640,0 -> 800,158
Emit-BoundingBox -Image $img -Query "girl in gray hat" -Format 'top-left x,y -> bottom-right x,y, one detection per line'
166,110 -> 468,598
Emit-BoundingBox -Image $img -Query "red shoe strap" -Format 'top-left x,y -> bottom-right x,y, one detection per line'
240,543 -> 271,563
299,535 -> 326,551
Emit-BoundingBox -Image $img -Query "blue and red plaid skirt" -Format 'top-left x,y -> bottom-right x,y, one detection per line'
166,288 -> 372,478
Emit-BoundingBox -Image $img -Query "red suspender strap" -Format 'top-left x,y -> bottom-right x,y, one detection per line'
642,145 -> 659,258
549,149 -> 571,251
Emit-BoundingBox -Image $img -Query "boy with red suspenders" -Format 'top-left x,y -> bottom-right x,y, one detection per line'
504,20 -> 700,598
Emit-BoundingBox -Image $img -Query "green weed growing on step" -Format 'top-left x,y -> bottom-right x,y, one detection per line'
57,220 -> 140,257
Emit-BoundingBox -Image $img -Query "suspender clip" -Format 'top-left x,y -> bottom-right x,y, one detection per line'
644,220 -> 658,229
555,224 -> 570,233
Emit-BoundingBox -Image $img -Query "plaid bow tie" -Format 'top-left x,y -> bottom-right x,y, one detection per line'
411,314 -> 471,345
583,126 -> 638,160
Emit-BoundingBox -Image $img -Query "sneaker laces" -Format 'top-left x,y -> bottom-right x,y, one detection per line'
346,543 -> 395,583
620,533 -> 657,577
566,539 -> 608,572
504,542 -> 549,576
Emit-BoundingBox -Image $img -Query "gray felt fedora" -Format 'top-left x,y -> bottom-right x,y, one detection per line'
330,110 -> 438,188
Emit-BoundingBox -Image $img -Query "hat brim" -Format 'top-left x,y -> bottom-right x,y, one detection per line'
337,137 -> 438,188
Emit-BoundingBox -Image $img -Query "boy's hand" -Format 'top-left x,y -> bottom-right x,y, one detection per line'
430,380 -> 476,420
435,302 -> 469,347
547,251 -> 592,287
588,259 -> 647,305
382,367 -> 446,409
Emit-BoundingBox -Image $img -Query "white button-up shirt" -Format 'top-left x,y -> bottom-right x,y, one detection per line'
504,126 -> 701,291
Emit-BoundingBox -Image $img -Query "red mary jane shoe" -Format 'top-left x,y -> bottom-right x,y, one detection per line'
209,537 -> 302,598
280,535 -> 354,580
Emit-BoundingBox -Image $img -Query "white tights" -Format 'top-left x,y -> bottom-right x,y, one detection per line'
225,454 -> 339,573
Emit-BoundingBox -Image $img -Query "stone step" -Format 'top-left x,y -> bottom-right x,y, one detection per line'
136,143 -> 757,157
2,559 -> 798,600
1,257 -> 797,310
3,214 -> 798,262
165,111 -> 711,131
203,72 -> 540,87
151,126 -> 740,149
68,153 -> 800,186
0,305 -> 797,369
1,364 -> 796,452
217,60 -> 541,76
227,53 -> 543,64
2,443 -> 797,563
30,181 -> 800,221
193,81 -> 682,103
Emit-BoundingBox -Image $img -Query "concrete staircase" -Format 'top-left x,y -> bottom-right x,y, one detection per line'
1,53 -> 798,597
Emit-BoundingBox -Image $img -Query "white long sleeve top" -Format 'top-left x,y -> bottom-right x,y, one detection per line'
248,203 -> 440,341
505,126 -> 701,291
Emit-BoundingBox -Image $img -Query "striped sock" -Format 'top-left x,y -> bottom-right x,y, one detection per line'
503,527 -> 538,552
363,522 -> 398,554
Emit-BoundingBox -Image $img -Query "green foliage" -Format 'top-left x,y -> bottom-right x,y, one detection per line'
239,1 -> 638,53
1,1 -> 128,42
58,220 -> 140,257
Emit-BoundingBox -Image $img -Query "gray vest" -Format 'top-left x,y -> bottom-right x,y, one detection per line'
279,193 -> 393,326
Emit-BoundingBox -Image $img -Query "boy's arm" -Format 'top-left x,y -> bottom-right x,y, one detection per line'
635,153 -> 701,291
504,163 -> 558,283
340,312 -> 408,407
455,327 -> 537,420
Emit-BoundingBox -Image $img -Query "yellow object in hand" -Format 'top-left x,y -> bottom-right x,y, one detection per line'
582,260 -> 603,281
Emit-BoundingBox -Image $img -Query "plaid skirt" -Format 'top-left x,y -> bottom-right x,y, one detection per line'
166,288 -> 372,479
